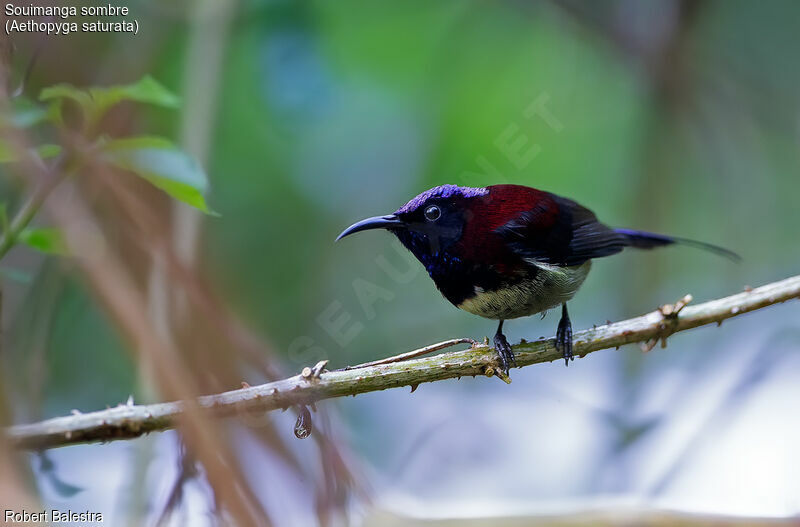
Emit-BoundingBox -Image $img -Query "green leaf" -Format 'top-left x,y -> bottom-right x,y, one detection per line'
103,135 -> 175,150
40,76 -> 179,127
103,136 -> 213,213
39,83 -> 94,122
18,227 -> 67,255
97,75 -> 180,110
0,141 -> 61,163
36,144 -> 62,159
39,83 -> 93,105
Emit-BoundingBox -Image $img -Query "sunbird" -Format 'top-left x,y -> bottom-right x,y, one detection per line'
337,184 -> 738,374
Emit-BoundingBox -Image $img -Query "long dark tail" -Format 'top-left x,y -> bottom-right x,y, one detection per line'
615,228 -> 741,262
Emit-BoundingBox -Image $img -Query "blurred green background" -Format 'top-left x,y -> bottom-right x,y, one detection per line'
2,0 -> 799,525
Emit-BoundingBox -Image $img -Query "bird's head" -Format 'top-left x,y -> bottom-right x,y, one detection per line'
336,184 -> 491,266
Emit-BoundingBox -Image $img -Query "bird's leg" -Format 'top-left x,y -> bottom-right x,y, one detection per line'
556,303 -> 573,366
493,320 -> 517,375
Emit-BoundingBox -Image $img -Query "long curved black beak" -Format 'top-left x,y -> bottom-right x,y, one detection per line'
336,214 -> 403,241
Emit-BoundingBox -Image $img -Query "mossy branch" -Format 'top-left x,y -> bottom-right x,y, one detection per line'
5,274 -> 800,451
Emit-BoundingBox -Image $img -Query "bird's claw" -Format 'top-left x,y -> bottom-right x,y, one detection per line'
492,332 -> 517,375
556,316 -> 573,366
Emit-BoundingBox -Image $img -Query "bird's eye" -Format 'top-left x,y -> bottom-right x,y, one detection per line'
424,205 -> 441,222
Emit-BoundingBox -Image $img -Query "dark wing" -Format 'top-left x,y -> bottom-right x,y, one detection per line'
497,194 -> 628,266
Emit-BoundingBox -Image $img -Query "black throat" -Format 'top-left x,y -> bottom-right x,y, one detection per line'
393,229 -> 531,307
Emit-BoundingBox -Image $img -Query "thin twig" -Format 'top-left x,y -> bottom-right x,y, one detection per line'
5,274 -> 800,451
343,338 -> 477,370
0,156 -> 68,261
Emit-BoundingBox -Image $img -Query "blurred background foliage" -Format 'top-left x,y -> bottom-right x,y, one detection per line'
1,0 -> 799,525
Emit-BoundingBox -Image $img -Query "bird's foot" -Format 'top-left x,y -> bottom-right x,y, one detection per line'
556,306 -> 573,367
492,331 -> 517,375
